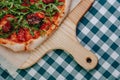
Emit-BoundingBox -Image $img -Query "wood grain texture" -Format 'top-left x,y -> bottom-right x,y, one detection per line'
20,0 -> 98,71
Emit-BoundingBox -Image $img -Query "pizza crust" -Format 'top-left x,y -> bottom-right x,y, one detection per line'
26,36 -> 47,50
0,0 -> 71,52
0,38 -> 25,52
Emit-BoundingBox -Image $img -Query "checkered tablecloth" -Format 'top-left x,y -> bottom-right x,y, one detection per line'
0,0 -> 120,80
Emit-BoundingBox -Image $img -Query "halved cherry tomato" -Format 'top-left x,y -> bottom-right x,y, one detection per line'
59,0 -> 65,2
35,12 -> 45,19
17,28 -> 33,42
0,14 -> 14,33
2,21 -> 12,33
42,0 -> 54,4
30,0 -> 38,4
9,33 -> 18,42
2,14 -> 14,20
33,31 -> 40,38
17,29 -> 26,42
40,20 -> 51,30
24,29 -> 33,41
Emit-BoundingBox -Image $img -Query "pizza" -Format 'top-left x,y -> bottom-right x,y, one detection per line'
0,0 -> 71,52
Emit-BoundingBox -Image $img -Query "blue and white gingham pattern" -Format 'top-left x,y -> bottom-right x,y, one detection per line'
0,0 -> 120,80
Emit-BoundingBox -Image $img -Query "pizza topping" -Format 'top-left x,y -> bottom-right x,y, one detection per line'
2,21 -> 12,33
40,20 -> 51,30
59,0 -> 64,2
9,33 -> 18,42
27,12 -> 44,26
0,0 -> 65,43
17,29 -> 26,42
36,12 -> 45,19
42,0 -> 54,4
24,29 -> 33,41
27,13 -> 42,25
33,30 -> 40,38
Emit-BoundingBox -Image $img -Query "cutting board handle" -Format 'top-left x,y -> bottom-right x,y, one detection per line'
46,0 -> 97,70
48,17 -> 98,70
52,0 -> 97,70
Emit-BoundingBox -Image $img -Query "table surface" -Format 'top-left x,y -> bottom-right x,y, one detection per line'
0,0 -> 120,80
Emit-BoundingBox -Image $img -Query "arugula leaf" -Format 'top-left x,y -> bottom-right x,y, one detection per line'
29,28 -> 34,36
0,33 -> 11,38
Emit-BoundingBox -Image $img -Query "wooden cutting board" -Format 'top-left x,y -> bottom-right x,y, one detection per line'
0,0 -> 98,71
